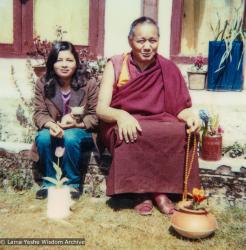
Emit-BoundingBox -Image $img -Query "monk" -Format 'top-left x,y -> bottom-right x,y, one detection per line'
96,16 -> 200,215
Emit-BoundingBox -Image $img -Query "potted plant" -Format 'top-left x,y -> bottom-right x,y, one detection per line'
207,8 -> 245,91
43,147 -> 73,219
27,36 -> 52,77
79,48 -> 107,84
171,188 -> 218,239
187,55 -> 207,90
199,109 -> 224,161
27,26 -> 67,77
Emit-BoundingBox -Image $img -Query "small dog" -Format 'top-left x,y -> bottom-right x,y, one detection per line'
59,106 -> 85,127
70,106 -> 85,123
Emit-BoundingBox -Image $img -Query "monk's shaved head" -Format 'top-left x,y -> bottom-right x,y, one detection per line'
128,16 -> 160,39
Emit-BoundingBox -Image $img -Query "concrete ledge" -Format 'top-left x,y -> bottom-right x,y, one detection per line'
0,141 -> 31,154
199,157 -> 246,173
0,142 -> 245,205
190,89 -> 246,109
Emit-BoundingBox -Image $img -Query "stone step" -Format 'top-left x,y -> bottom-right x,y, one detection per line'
190,90 -> 246,110
0,141 -> 245,205
199,156 -> 246,173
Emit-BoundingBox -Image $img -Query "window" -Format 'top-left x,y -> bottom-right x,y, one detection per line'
170,0 -> 246,63
0,0 -> 105,58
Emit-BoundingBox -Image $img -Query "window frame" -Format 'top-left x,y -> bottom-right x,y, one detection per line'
0,0 -> 105,58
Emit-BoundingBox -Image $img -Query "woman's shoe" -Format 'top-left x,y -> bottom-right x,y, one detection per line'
36,188 -> 48,199
134,199 -> 153,215
70,188 -> 82,200
153,193 -> 175,215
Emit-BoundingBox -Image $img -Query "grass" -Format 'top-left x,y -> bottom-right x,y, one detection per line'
0,188 -> 245,250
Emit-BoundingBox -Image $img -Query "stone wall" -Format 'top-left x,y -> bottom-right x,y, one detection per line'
0,145 -> 245,208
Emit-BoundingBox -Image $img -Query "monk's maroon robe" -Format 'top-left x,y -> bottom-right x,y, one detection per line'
100,54 -> 200,196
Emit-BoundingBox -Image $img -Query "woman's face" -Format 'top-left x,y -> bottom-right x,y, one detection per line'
129,23 -> 159,66
54,50 -> 77,80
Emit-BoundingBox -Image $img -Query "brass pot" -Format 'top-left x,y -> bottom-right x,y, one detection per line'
171,202 -> 218,239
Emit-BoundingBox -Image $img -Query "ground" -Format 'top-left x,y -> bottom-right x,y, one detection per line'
0,189 -> 245,250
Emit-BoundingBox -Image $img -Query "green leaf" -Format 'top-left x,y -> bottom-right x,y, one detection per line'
53,162 -> 62,180
42,177 -> 58,185
59,177 -> 69,186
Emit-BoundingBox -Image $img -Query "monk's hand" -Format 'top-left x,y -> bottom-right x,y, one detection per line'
186,116 -> 200,134
49,122 -> 64,138
117,111 -> 142,143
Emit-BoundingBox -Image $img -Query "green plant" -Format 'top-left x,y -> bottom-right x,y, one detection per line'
11,59 -> 36,143
185,188 -> 209,210
189,55 -> 207,73
223,141 -> 246,158
199,109 -> 224,137
55,25 -> 68,42
79,48 -> 107,83
210,8 -> 246,72
43,147 -> 69,188
27,26 -> 67,64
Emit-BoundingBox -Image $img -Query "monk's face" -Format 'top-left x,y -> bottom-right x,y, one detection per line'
129,23 -> 159,66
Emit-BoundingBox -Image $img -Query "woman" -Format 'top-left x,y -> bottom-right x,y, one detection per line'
33,41 -> 98,200
96,17 -> 200,215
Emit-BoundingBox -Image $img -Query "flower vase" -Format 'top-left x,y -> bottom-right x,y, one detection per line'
171,201 -> 218,239
201,134 -> 222,161
207,41 -> 243,91
47,186 -> 72,219
187,71 -> 207,90
32,65 -> 46,77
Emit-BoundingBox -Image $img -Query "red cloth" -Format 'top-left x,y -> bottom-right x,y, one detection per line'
100,54 -> 200,196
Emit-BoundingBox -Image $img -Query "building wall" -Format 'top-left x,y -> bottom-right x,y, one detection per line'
104,0 -> 173,58
104,0 -> 141,57
157,0 -> 172,57
0,0 -> 246,146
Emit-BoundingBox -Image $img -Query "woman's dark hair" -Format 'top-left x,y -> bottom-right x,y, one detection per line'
44,41 -> 87,98
128,16 -> 160,39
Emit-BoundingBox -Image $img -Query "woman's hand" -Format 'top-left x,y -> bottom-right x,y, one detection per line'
75,121 -> 85,128
117,111 -> 142,143
58,113 -> 76,129
46,122 -> 64,138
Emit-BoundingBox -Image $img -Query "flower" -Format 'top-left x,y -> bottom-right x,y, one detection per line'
26,36 -> 52,65
55,146 -> 65,158
199,109 -> 224,136
27,26 -> 67,65
79,48 -> 107,82
43,147 -> 67,188
186,188 -> 208,210
194,55 -> 205,70
189,55 -> 206,73
192,188 -> 207,203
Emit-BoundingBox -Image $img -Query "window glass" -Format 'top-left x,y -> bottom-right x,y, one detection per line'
0,0 -> 13,43
181,0 -> 244,56
33,0 -> 89,45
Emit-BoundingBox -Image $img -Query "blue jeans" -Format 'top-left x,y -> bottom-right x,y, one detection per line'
35,128 -> 93,189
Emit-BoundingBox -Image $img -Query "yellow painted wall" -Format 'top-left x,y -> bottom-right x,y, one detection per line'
0,0 -> 13,43
181,0 -> 244,56
33,0 -> 89,45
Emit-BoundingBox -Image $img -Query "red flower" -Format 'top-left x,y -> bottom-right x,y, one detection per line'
192,188 -> 207,203
217,126 -> 224,134
194,55 -> 205,69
